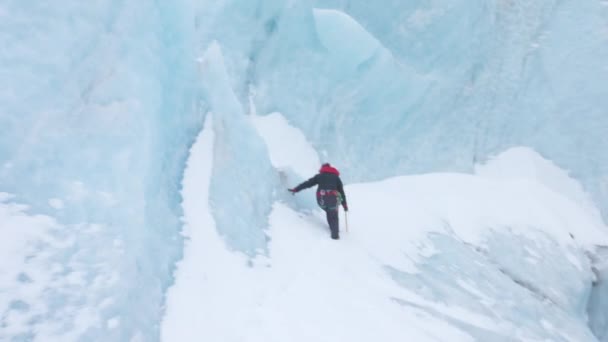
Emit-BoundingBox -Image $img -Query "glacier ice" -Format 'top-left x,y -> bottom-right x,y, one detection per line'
0,1 -> 202,340
2,0 -> 608,341
199,42 -> 276,255
250,0 -> 608,218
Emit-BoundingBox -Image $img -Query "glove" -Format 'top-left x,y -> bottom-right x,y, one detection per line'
342,202 -> 348,211
288,188 -> 297,195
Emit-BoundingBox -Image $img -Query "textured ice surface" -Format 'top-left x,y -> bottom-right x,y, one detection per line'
0,1 -> 202,340
2,0 -> 608,341
251,0 -> 608,217
199,42 -> 276,256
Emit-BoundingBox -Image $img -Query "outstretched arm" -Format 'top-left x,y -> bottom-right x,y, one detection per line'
290,175 -> 319,193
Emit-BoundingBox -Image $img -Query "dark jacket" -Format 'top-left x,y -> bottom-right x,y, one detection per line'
293,165 -> 347,205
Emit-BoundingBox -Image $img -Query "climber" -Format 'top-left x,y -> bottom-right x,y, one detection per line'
288,163 -> 348,240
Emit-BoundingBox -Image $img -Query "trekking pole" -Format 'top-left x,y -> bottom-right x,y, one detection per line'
345,210 -> 349,233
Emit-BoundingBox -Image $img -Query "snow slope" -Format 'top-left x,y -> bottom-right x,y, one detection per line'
162,111 -> 608,341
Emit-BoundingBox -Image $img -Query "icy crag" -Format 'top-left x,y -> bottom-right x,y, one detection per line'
1,1 -> 201,341
250,0 -> 608,216
2,1 -> 608,341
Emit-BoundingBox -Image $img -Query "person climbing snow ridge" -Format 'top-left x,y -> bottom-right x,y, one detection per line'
288,163 -> 348,240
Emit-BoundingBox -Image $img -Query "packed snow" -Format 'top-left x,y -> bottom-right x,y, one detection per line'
161,111 -> 608,341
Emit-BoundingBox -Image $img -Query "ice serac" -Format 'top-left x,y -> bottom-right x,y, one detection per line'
253,5 -> 430,172
199,42 -> 276,256
0,1 -> 201,340
251,0 -> 608,218
312,9 -> 381,74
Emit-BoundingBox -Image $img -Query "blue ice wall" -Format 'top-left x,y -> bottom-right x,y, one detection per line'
0,1 -> 201,340
247,0 -> 608,218
199,42 -> 276,256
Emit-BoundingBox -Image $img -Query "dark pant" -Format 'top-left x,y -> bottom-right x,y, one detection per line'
317,190 -> 340,239
325,208 -> 339,239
